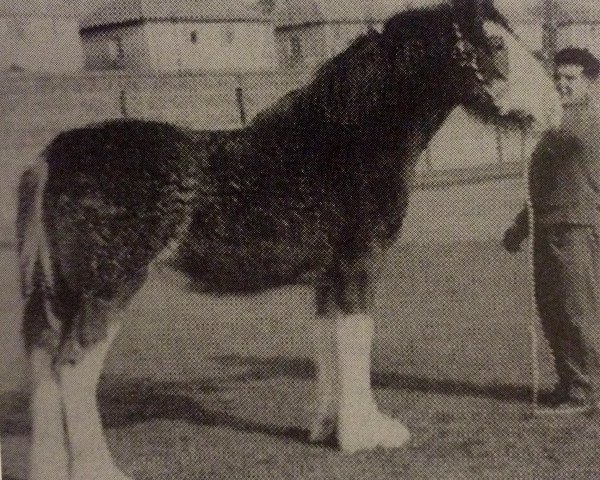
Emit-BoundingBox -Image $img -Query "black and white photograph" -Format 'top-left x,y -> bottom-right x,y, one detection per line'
2,0 -> 600,478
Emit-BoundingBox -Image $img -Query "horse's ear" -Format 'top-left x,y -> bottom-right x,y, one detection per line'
310,35 -> 386,128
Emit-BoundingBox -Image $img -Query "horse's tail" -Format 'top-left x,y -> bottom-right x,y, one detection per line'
16,151 -> 60,351
16,151 -> 53,297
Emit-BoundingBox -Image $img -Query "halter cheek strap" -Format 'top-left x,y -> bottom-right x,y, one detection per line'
452,22 -> 484,82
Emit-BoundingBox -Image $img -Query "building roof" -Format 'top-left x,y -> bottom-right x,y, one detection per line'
273,0 -> 411,28
81,0 -> 270,31
0,0 -> 75,18
274,0 -> 600,29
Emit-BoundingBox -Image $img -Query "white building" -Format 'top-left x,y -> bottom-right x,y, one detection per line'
556,6 -> 600,58
80,0 -> 276,72
502,1 -> 600,60
273,0 -> 403,69
0,0 -> 83,72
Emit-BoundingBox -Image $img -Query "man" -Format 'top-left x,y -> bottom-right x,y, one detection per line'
504,47 -> 600,410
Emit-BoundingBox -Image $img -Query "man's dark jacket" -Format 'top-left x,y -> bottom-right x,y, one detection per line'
513,102 -> 600,235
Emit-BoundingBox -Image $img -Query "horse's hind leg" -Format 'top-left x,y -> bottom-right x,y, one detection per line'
24,269 -> 69,480
29,347 -> 69,480
18,157 -> 68,479
59,310 -> 131,480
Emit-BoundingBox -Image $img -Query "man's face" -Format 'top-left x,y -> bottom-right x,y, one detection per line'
555,64 -> 593,106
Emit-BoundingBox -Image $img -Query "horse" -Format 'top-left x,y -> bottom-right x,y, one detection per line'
16,1 -> 561,479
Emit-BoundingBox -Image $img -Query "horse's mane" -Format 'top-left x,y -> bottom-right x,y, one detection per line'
248,31 -> 384,136
250,5 -> 454,137
249,2 -> 511,147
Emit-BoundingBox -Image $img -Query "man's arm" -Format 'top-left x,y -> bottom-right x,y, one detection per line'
503,206 -> 529,253
502,131 -> 554,253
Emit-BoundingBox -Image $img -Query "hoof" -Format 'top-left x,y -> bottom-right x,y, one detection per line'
29,437 -> 69,480
338,409 -> 410,454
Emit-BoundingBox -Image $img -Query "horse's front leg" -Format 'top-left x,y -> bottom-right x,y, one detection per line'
309,282 -> 340,443
312,254 -> 410,453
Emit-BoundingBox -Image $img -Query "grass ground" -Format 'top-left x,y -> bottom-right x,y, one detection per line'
3,238 -> 600,479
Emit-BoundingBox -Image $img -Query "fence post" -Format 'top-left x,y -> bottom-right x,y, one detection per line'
424,147 -> 433,171
235,75 -> 247,127
119,89 -> 128,118
495,124 -> 504,163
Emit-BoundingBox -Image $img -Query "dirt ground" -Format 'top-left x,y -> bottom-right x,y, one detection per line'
3,239 -> 600,480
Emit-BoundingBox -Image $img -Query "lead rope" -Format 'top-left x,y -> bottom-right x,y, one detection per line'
521,127 -> 540,416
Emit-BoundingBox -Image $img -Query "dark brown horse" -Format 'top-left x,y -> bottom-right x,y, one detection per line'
17,1 -> 561,479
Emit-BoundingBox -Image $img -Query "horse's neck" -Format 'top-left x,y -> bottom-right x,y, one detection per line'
415,103 -> 455,150
380,98 -> 454,165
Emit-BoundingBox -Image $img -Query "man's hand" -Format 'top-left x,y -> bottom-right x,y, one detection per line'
503,225 -> 524,253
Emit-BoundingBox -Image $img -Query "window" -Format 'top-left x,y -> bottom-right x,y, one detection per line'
190,30 -> 198,43
108,37 -> 124,61
290,35 -> 302,64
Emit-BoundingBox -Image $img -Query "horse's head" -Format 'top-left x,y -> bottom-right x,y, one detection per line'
448,0 -> 562,130
294,1 -> 561,143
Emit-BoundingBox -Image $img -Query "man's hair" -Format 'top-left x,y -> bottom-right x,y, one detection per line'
555,48 -> 600,79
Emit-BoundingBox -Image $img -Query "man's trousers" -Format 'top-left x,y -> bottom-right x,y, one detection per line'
534,224 -> 600,401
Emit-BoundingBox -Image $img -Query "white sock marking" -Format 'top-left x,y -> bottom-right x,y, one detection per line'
29,348 -> 69,480
60,321 -> 131,480
310,320 -> 338,441
335,314 -> 410,453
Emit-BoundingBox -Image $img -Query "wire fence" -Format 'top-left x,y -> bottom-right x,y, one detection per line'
0,69 -> 529,169
0,70 -> 530,246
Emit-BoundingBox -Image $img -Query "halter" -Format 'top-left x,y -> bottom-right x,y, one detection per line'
452,22 -> 485,82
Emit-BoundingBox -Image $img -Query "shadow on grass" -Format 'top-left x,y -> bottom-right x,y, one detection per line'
97,375 -> 316,445
0,374 -> 320,446
0,355 -> 532,446
213,355 -> 532,403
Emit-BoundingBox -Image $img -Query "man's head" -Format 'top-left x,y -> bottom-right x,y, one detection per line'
554,48 -> 600,106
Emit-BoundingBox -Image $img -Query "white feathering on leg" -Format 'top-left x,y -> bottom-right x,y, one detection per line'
29,348 -> 69,480
310,319 -> 338,442
336,314 -> 410,453
60,321 -> 132,480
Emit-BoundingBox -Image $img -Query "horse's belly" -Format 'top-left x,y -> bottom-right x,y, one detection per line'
171,231 -> 331,293
175,192 -> 338,293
